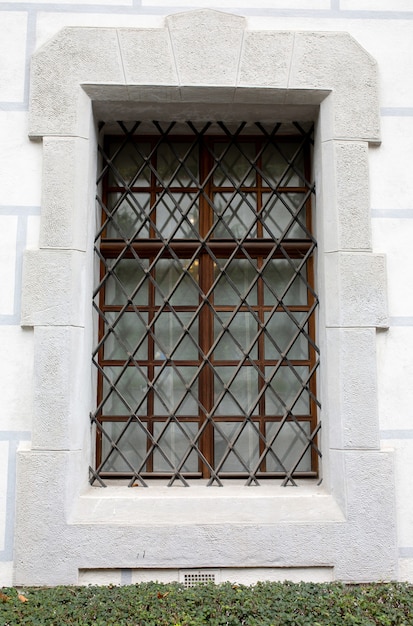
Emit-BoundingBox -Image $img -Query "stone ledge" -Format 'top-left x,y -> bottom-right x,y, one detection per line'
71,482 -> 345,526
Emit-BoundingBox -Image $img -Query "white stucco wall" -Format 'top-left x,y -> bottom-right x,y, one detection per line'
0,1 -> 412,587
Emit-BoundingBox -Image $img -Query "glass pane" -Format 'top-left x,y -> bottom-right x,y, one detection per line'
104,312 -> 148,360
156,192 -> 199,239
261,193 -> 307,239
214,421 -> 259,472
214,312 -> 258,361
153,422 -> 198,472
105,193 -> 151,238
102,366 -> 148,415
265,365 -> 309,415
212,192 -> 257,239
261,141 -> 304,188
213,258 -> 257,305
101,421 -> 147,472
214,366 -> 258,416
153,366 -> 198,416
156,142 -> 198,187
104,259 -> 149,306
155,312 -> 198,360
213,142 -> 256,186
265,421 -> 311,472
264,312 -> 308,360
262,259 -> 307,306
155,259 -> 199,306
108,141 -> 151,187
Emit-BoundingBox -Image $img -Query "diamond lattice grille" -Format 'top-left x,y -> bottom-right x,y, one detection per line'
91,121 -> 320,487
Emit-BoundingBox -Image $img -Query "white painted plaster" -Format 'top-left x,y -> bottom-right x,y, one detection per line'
142,0 -> 330,8
14,0 -> 132,4
377,328 -> 413,431
0,113 -> 42,207
369,117 -> 413,211
11,10 -> 397,587
0,13 -> 27,103
0,328 -> 34,431
373,219 -> 413,316
399,559 -> 413,583
0,217 -> 17,315
0,563 -> 13,587
26,216 -> 41,249
341,0 -> 413,10
0,442 -> 9,552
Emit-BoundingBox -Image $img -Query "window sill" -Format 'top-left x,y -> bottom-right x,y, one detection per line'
70,481 -> 345,526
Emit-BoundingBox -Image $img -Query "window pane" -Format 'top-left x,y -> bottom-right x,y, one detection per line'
213,258 -> 257,305
105,192 -> 151,238
214,421 -> 259,472
155,312 -> 198,360
105,259 -> 149,306
262,259 -> 307,306
96,124 -> 317,483
101,421 -> 147,472
214,312 -> 258,361
155,259 -> 199,306
103,312 -> 148,361
156,142 -> 198,187
213,142 -> 256,186
265,421 -> 311,472
265,365 -> 309,415
153,366 -> 198,416
153,422 -> 198,472
102,366 -> 148,415
214,366 -> 258,416
107,141 -> 151,187
212,192 -> 257,239
261,192 -> 307,239
264,312 -> 308,360
261,141 -> 304,188
155,192 -> 198,239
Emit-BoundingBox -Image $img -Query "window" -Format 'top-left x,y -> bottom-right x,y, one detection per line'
92,121 -> 320,486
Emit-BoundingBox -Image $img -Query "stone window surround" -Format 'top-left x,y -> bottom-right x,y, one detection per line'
15,10 -> 397,585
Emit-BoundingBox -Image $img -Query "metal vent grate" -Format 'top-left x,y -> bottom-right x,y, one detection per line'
180,569 -> 218,587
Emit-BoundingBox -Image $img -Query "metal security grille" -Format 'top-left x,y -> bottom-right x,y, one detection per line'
90,121 -> 320,487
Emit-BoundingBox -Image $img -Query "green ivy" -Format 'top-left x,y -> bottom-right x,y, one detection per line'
1,581 -> 413,625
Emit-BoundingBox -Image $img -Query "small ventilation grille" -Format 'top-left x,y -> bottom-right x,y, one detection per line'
180,569 -> 218,587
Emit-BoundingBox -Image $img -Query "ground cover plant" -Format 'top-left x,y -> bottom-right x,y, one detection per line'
1,581 -> 413,625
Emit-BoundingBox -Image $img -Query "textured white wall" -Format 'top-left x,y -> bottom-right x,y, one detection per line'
1,0 -> 412,586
